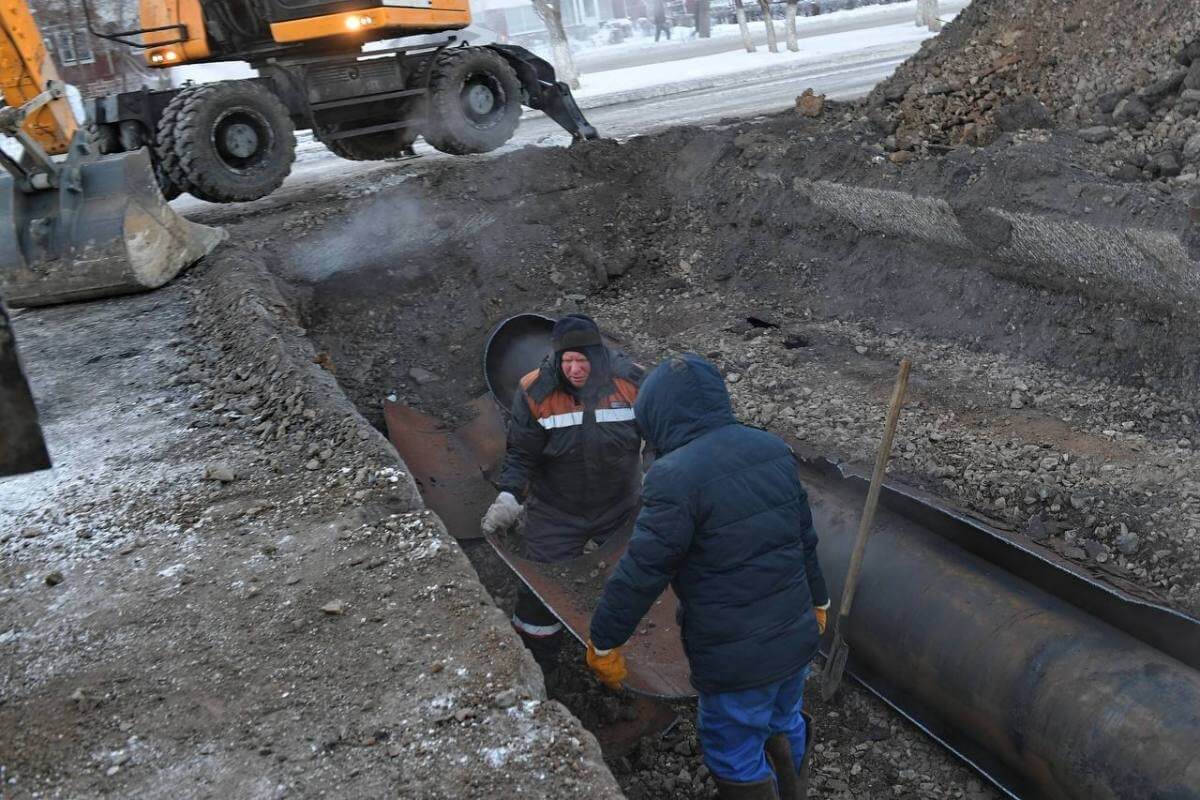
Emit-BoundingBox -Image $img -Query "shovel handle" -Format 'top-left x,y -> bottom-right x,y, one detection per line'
832,359 -> 911,632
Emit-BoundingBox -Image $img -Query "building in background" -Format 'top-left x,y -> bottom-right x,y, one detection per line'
29,0 -> 166,98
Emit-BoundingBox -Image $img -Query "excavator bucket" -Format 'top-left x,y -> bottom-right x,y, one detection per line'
0,147 -> 223,307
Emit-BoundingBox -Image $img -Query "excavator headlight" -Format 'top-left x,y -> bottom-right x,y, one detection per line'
345,14 -> 375,30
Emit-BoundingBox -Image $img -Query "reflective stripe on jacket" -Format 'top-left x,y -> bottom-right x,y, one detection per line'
497,351 -> 643,517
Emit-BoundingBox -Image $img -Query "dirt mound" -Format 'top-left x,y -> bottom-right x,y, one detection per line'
869,0 -> 1200,180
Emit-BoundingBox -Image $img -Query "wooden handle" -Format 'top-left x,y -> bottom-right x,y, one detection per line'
834,359 -> 911,627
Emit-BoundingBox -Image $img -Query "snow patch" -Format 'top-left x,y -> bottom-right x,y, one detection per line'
481,746 -> 511,768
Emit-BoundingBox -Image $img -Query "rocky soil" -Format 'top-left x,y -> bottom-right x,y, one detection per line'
230,113 -> 1200,618
868,0 -> 1200,185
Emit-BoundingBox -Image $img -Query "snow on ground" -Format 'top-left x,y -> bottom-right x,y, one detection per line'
575,0 -> 937,54
572,17 -> 953,98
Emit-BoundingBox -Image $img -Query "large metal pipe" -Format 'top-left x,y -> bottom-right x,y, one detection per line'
803,456 -> 1200,800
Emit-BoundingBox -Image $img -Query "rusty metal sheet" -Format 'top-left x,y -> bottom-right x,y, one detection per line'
383,398 -> 495,541
593,696 -> 680,757
383,393 -> 693,697
485,521 -> 693,699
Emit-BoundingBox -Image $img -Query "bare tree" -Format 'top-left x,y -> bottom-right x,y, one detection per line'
696,0 -> 711,38
532,0 -> 580,90
916,0 -> 941,32
758,0 -> 778,53
785,0 -> 799,51
733,0 -> 755,52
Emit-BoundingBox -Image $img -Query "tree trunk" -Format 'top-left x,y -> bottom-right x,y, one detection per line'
758,0 -> 778,53
917,0 -> 941,31
532,0 -> 580,90
696,0 -> 711,38
785,0 -> 798,51
733,0 -> 755,52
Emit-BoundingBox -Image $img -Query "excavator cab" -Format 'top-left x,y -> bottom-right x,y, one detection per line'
0,1 -> 222,306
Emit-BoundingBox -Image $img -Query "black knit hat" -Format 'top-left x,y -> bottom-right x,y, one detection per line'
551,314 -> 604,352
551,314 -> 609,393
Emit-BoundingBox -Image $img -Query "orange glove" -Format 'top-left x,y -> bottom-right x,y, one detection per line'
586,641 -> 628,691
815,602 -> 830,636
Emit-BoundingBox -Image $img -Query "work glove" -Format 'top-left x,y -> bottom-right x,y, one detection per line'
814,601 -> 830,636
586,640 -> 628,691
481,491 -> 523,535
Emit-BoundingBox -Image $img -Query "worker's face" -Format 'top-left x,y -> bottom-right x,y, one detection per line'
561,351 -> 592,388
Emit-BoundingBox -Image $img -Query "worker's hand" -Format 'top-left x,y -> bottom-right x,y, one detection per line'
481,491 -> 522,535
586,641 -> 628,691
814,601 -> 830,636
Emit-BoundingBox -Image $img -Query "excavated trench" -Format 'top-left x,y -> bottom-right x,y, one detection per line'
256,112 -> 1200,798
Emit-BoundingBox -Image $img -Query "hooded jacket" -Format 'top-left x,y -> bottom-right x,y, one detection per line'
496,342 -> 644,519
589,354 -> 830,694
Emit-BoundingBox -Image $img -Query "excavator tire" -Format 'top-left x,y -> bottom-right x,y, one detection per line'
424,47 -> 521,155
323,126 -> 419,161
154,87 -> 202,202
171,80 -> 295,203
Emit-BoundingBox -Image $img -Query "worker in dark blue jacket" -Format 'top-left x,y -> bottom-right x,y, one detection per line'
587,354 -> 830,800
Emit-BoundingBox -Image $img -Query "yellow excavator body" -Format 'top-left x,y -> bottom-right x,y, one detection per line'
0,0 -> 222,307
268,3 -> 470,44
139,0 -> 211,65
0,0 -> 75,153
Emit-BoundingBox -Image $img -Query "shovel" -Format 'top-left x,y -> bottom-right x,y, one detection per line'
821,358 -> 911,701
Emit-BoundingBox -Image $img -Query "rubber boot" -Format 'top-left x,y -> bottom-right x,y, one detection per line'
765,711 -> 814,800
797,711 -> 814,799
713,775 -> 780,800
765,735 -> 799,800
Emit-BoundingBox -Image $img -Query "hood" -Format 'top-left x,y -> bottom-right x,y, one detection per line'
551,314 -> 611,398
635,354 -> 735,455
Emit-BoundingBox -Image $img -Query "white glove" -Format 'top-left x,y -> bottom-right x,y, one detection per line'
481,491 -> 523,534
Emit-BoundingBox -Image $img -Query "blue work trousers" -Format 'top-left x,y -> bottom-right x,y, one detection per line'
697,666 -> 810,783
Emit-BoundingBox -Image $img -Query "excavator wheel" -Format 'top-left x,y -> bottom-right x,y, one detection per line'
169,80 -> 296,203
323,126 -> 419,161
424,47 -> 522,155
107,118 -> 183,201
154,87 -> 204,202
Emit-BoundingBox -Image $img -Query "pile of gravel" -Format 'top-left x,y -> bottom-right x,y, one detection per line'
867,0 -> 1200,183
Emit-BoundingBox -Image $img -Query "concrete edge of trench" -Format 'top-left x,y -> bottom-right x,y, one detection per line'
191,246 -> 625,796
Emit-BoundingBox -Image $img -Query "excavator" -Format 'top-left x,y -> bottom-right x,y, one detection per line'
0,0 -> 596,306
86,0 -> 598,204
